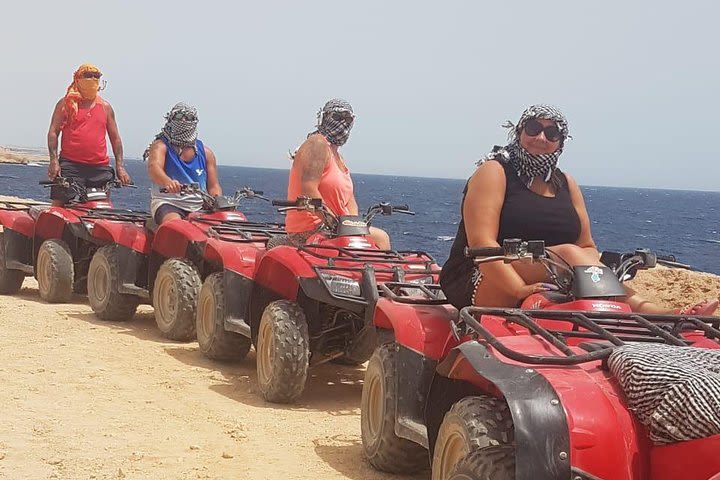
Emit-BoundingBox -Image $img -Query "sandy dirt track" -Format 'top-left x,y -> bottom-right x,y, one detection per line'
0,262 -> 718,479
0,278 -> 426,480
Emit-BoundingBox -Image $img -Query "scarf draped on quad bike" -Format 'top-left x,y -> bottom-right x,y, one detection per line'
609,343 -> 720,444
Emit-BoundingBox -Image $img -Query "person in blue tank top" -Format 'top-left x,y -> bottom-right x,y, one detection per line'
144,103 -> 222,224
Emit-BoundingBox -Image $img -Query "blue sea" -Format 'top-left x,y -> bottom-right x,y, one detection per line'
2,160 -> 719,274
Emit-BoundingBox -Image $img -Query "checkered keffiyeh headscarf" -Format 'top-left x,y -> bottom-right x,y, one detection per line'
308,99 -> 355,146
143,102 -> 199,160
481,104 -> 570,188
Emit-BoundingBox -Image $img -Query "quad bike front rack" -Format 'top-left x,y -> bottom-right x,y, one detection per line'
379,281 -> 449,305
459,306 -> 720,365
202,220 -> 286,244
0,200 -> 51,211
300,245 -> 438,306
80,209 -> 150,224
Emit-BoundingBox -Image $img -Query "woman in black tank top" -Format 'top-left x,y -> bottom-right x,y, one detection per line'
440,105 -> 713,315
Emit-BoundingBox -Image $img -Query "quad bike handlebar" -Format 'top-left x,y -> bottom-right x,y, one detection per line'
465,238 -> 688,293
39,177 -> 135,202
272,196 -> 415,233
159,183 -> 268,211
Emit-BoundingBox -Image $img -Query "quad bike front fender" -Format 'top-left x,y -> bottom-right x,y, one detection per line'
433,340 -> 645,480
151,219 -> 207,260
203,238 -> 262,278
0,210 -> 35,238
34,208 -> 80,243
372,298 -> 457,360
434,341 -> 572,480
91,220 -> 151,254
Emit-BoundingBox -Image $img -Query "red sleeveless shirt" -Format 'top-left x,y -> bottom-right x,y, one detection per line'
60,98 -> 110,165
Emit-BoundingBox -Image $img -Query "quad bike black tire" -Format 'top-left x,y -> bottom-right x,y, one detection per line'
87,245 -> 140,321
448,446 -> 516,480
153,258 -> 200,341
361,343 -> 429,473
196,272 -> 252,361
0,232 -> 24,294
256,300 -> 309,403
36,239 -> 74,303
432,395 -> 514,480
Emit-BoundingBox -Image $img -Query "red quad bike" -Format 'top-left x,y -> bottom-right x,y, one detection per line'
242,197 -> 440,404
0,197 -> 50,294
361,239 -> 720,480
0,177 -> 144,302
86,183 -> 283,342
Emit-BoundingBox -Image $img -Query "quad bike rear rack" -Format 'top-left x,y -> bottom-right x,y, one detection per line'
459,306 -> 720,365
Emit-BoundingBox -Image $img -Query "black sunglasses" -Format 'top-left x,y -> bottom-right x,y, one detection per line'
329,111 -> 354,122
170,111 -> 197,122
81,72 -> 102,79
523,118 -> 562,142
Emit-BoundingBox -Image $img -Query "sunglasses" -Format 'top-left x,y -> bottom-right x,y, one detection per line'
169,112 -> 197,122
523,118 -> 562,142
329,111 -> 354,122
81,72 -> 102,79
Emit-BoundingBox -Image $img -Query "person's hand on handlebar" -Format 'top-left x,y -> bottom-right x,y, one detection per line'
116,167 -> 132,185
515,282 -> 559,301
163,179 -> 183,193
48,160 -> 60,180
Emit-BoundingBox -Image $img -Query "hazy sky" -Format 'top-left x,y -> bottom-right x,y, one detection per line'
2,1 -> 719,190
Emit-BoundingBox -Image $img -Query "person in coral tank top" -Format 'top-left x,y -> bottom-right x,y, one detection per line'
46,64 -> 131,205
285,99 -> 391,249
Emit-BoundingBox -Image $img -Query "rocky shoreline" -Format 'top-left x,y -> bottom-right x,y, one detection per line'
0,145 -> 49,164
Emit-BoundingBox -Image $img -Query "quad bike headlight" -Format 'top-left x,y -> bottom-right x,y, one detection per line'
320,273 -> 362,297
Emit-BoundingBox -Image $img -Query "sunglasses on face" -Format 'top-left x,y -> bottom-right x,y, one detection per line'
170,112 -> 197,122
329,111 -> 354,122
81,72 -> 102,79
523,118 -> 562,142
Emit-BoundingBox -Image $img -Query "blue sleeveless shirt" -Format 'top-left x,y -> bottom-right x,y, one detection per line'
162,138 -> 208,191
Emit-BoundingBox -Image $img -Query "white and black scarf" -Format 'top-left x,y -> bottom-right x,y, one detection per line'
308,98 -> 355,146
143,102 -> 199,160
480,104 -> 570,188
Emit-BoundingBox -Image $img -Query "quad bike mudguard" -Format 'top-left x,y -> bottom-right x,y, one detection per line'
434,340 -> 575,480
0,209 -> 35,238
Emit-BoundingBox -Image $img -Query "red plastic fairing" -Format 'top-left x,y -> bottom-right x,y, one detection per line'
372,298 -> 457,360
151,219 -> 207,258
650,434 -> 720,480
0,210 -> 35,238
187,211 -> 247,223
447,336 -> 651,480
91,220 -> 152,254
311,234 -> 376,250
34,208 -> 82,240
253,247 -> 307,300
202,238 -> 265,278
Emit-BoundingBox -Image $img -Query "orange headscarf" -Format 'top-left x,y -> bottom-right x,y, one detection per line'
63,63 -> 102,126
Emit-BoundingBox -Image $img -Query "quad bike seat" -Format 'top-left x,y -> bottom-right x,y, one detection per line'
608,343 -> 720,445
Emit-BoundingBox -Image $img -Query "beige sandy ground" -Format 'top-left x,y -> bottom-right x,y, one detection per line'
0,194 -> 719,480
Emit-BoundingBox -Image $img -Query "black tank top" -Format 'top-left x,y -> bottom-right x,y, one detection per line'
440,160 -> 581,301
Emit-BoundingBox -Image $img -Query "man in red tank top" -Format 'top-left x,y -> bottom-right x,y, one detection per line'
46,64 -> 131,205
285,99 -> 391,249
